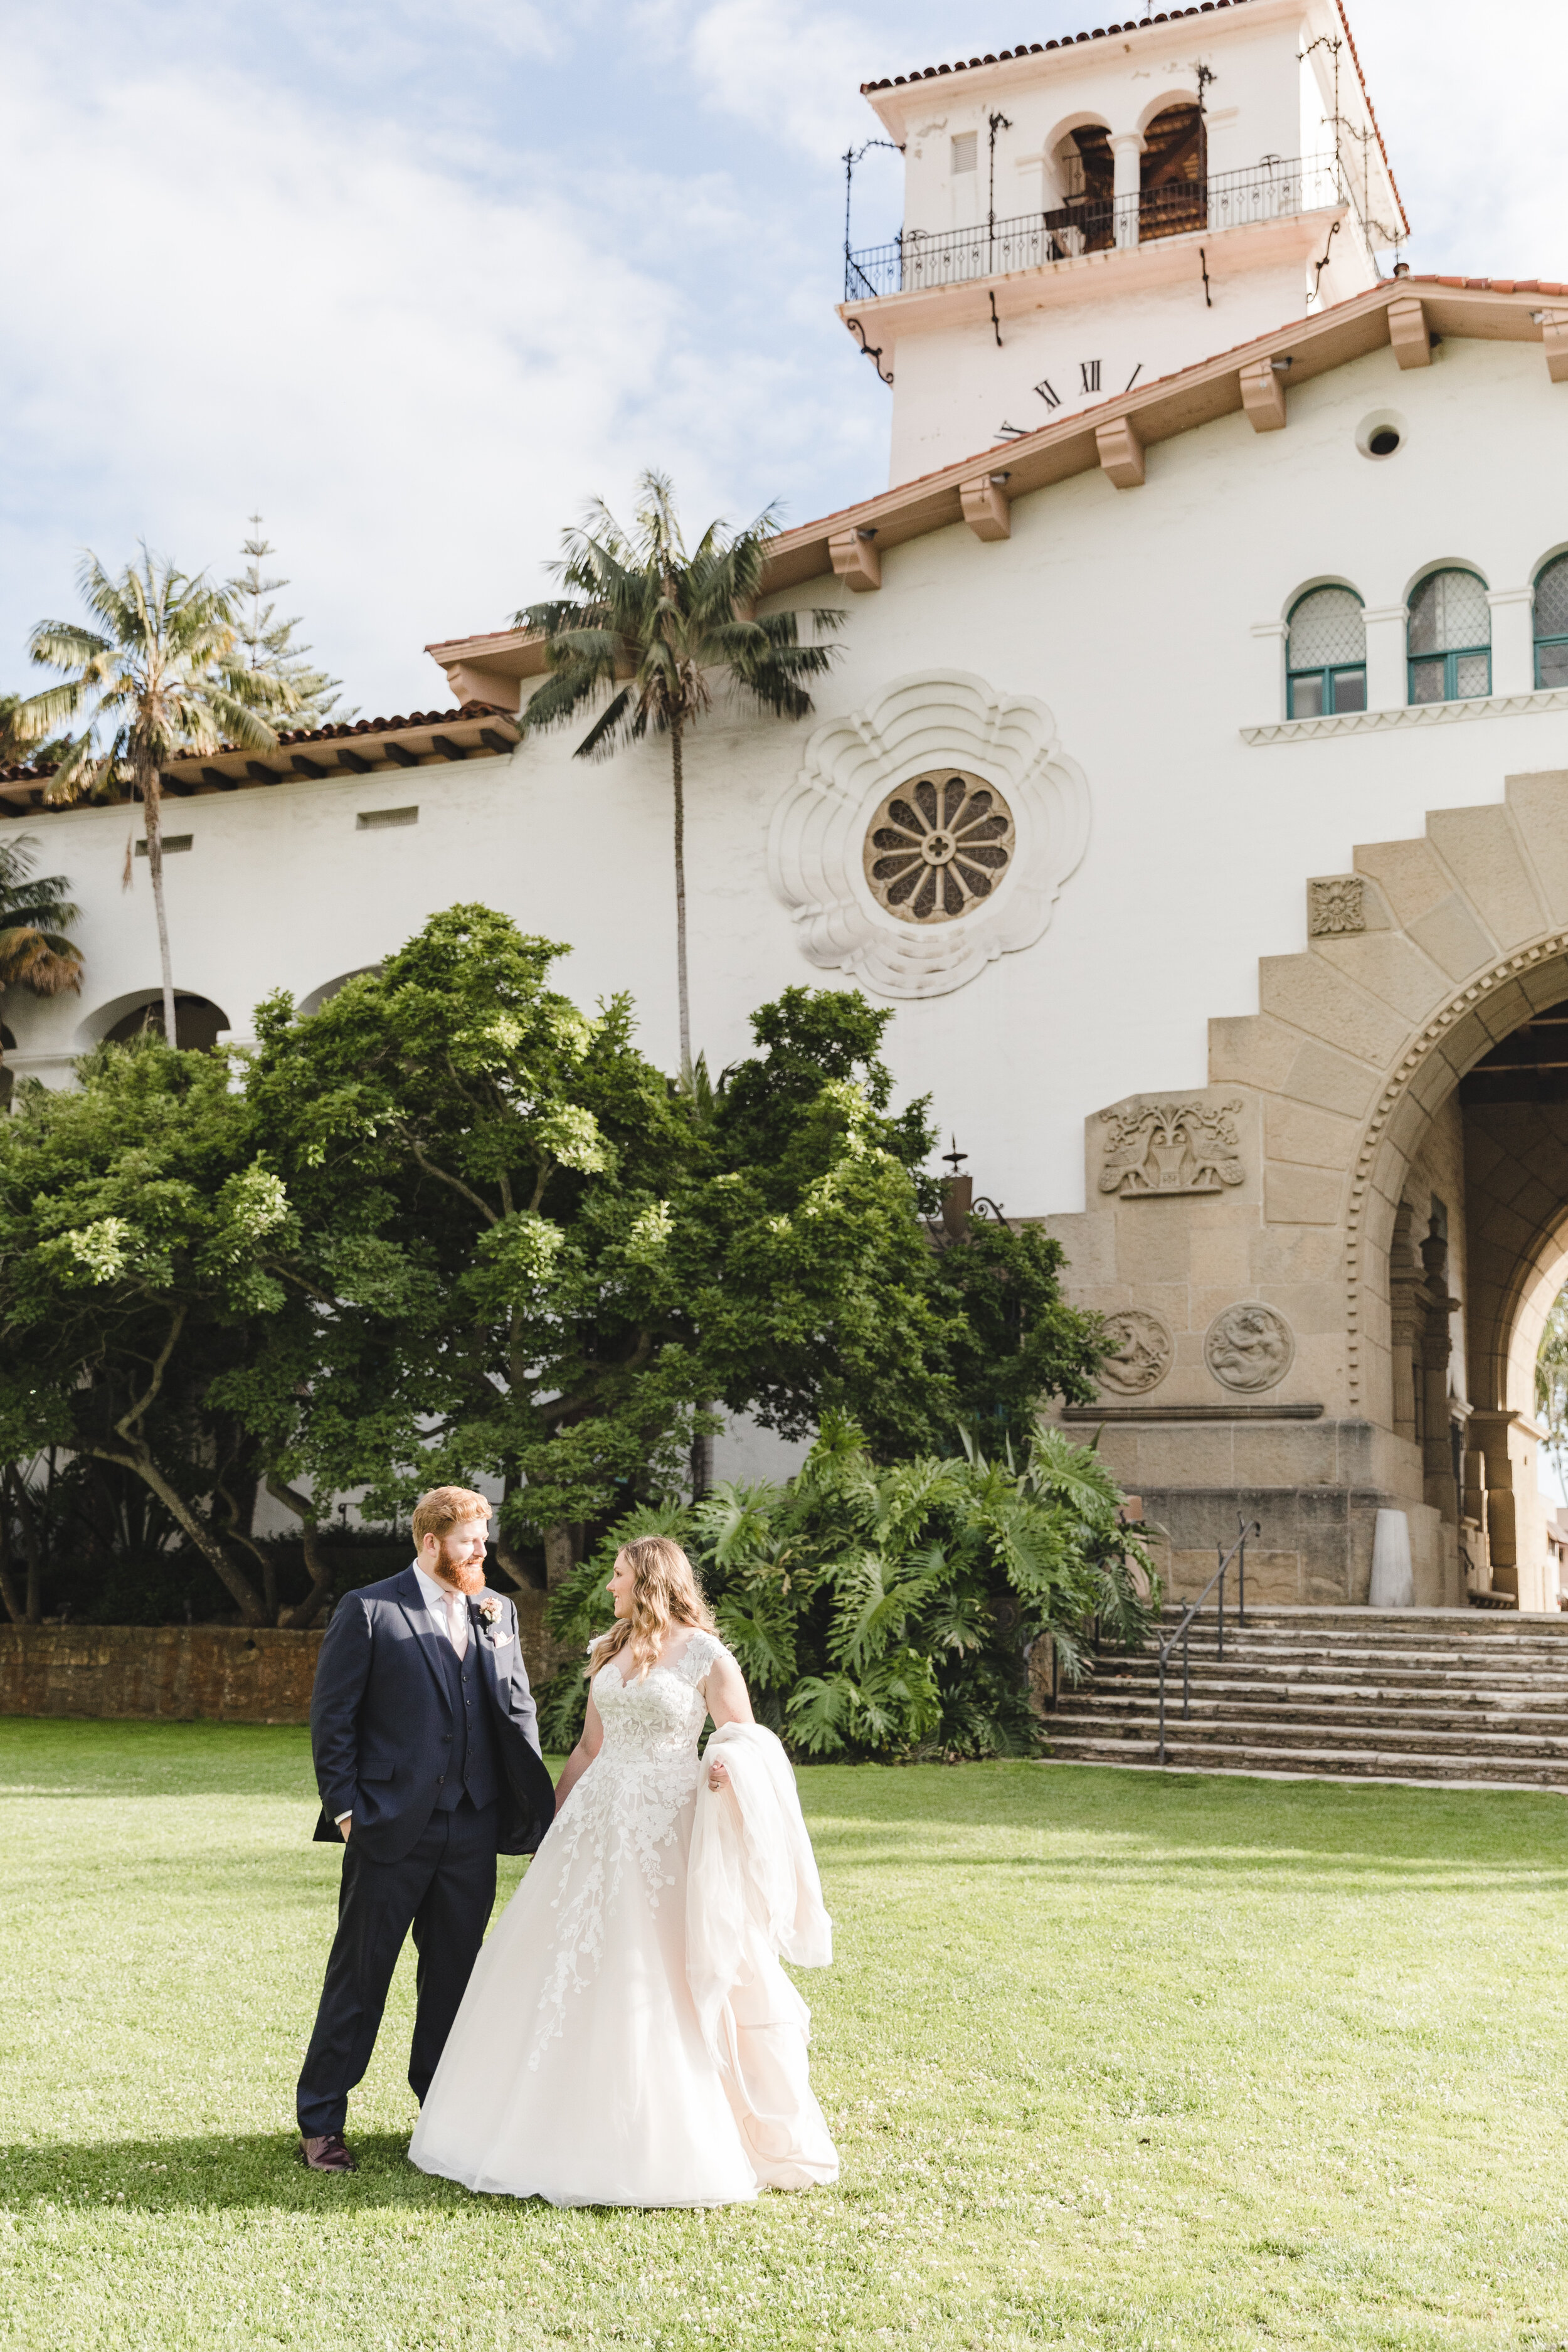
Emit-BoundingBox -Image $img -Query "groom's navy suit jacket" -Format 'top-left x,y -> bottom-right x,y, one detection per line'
309,1568 -> 556,1864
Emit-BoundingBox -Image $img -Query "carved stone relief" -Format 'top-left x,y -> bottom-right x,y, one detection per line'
1308,876 -> 1366,936
1204,1303 -> 1295,1392
1098,1309 -> 1174,1394
1099,1099 -> 1246,1199
768,670 -> 1090,999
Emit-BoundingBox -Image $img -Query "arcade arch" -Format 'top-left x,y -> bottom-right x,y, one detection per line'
1330,930 -> 1568,1611
1044,117 -> 1113,248
81,989 -> 231,1052
1061,768 -> 1568,1614
1138,102 -> 1205,238
298,967 -> 379,1016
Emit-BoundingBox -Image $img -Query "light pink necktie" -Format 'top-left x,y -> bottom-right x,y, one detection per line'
445,1591 -> 469,1660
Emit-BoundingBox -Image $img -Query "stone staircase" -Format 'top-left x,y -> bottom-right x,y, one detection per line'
1046,1607 -> 1568,1786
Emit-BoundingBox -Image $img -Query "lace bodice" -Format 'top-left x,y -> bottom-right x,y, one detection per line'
591,1631 -> 719,1761
529,1629 -> 728,2063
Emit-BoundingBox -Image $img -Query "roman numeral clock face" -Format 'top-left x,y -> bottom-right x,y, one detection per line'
999,359 -> 1141,440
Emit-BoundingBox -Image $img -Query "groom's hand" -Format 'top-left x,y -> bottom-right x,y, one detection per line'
339,1818 -> 352,1841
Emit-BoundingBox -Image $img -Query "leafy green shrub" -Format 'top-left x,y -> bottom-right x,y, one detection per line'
538,1417 -> 1157,1761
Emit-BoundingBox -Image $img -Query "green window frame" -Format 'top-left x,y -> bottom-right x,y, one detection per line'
1534,554 -> 1568,689
1407,569 -> 1491,704
1286,586 -> 1367,719
1288,663 -> 1367,719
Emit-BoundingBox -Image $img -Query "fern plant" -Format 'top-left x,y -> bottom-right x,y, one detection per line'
536,1416 -> 1157,1760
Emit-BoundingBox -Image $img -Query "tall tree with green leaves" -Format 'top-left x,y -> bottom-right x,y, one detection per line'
229,517 -> 351,729
0,904 -> 1111,1627
11,549 -> 296,1042
0,834 -> 85,1096
517,470 -> 843,1077
0,1034 -> 305,1626
243,923 -> 1106,1574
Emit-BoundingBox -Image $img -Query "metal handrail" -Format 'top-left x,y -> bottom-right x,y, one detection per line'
1155,1515 -> 1261,1766
844,153 -> 1342,302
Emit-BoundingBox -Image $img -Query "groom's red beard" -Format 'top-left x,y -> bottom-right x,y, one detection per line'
433,1547 -> 488,1596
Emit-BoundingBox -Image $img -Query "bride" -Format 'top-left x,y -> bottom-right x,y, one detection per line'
408,1534 -> 839,2206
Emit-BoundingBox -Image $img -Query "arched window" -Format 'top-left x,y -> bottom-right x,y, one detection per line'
1287,588 -> 1366,719
1535,556 -> 1568,689
1140,104 -> 1207,240
1407,569 -> 1491,704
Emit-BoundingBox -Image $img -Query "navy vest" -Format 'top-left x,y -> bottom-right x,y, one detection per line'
434,1618 -> 499,1813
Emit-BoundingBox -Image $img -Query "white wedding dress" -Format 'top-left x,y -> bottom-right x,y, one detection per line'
408,1630 -> 838,2207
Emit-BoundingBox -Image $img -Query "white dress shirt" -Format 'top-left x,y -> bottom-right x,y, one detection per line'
336,1563 -> 474,1828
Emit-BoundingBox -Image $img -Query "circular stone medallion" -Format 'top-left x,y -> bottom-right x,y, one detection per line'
1099,1309 -> 1174,1394
864,770 -> 1015,924
1204,1303 -> 1295,1393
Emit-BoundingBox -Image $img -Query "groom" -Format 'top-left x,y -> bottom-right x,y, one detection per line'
295,1485 -> 556,2173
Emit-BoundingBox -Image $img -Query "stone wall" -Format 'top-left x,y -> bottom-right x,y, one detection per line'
0,1593 -> 569,1725
0,1624 -> 325,1723
1139,1481 -> 1388,1607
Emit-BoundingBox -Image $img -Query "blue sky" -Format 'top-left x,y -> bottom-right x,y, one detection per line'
1,0 -> 1560,714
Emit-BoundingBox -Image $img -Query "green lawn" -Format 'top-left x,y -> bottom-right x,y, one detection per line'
3,1724 -> 1567,2351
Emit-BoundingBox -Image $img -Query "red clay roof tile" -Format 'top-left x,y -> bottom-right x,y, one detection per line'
861,1 -> 1250,90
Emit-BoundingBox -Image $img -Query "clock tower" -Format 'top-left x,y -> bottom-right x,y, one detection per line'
844,0 -> 1406,484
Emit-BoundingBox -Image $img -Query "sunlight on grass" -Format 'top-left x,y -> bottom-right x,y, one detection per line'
2,1720 -> 1568,2348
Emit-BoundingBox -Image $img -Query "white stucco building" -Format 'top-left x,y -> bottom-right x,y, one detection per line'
8,0 -> 1568,1608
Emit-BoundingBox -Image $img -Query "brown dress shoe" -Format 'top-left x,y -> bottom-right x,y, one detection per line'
297,2132 -> 357,2173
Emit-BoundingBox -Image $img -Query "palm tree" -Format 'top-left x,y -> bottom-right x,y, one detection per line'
518,471 -> 843,1077
11,549 -> 296,1042
0,834 -> 84,1099
0,694 -> 72,774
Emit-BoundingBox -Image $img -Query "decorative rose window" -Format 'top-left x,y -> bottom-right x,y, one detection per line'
771,670 -> 1089,999
862,770 -> 1015,924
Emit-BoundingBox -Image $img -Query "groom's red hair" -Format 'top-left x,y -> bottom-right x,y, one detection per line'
411,1486 -> 492,1545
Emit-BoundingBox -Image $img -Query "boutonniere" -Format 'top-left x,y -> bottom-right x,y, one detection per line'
475,1593 -> 511,1646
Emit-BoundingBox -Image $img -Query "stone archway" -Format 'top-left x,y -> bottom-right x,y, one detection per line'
1450,1018 -> 1568,1603
1050,766 -> 1568,1613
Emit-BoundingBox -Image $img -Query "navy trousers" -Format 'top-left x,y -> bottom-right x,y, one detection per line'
296,1796 -> 498,2136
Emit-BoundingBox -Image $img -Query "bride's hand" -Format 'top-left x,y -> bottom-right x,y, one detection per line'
706,1757 -> 729,1792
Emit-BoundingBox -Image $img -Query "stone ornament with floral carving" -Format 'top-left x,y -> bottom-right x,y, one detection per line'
1308,876 -> 1366,936
767,670 -> 1090,999
1204,1302 -> 1295,1392
1098,1308 -> 1174,1394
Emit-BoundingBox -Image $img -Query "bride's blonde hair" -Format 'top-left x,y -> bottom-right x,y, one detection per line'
593,1535 -> 714,1681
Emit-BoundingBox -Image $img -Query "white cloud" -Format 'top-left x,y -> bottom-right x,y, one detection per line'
686,0 -> 876,159
11,0 -> 1555,734
0,64 -> 649,702
403,0 -> 558,59
1349,0 -> 1568,278
0,17 -> 884,712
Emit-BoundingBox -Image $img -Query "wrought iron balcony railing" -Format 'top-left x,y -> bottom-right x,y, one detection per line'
844,154 -> 1342,304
